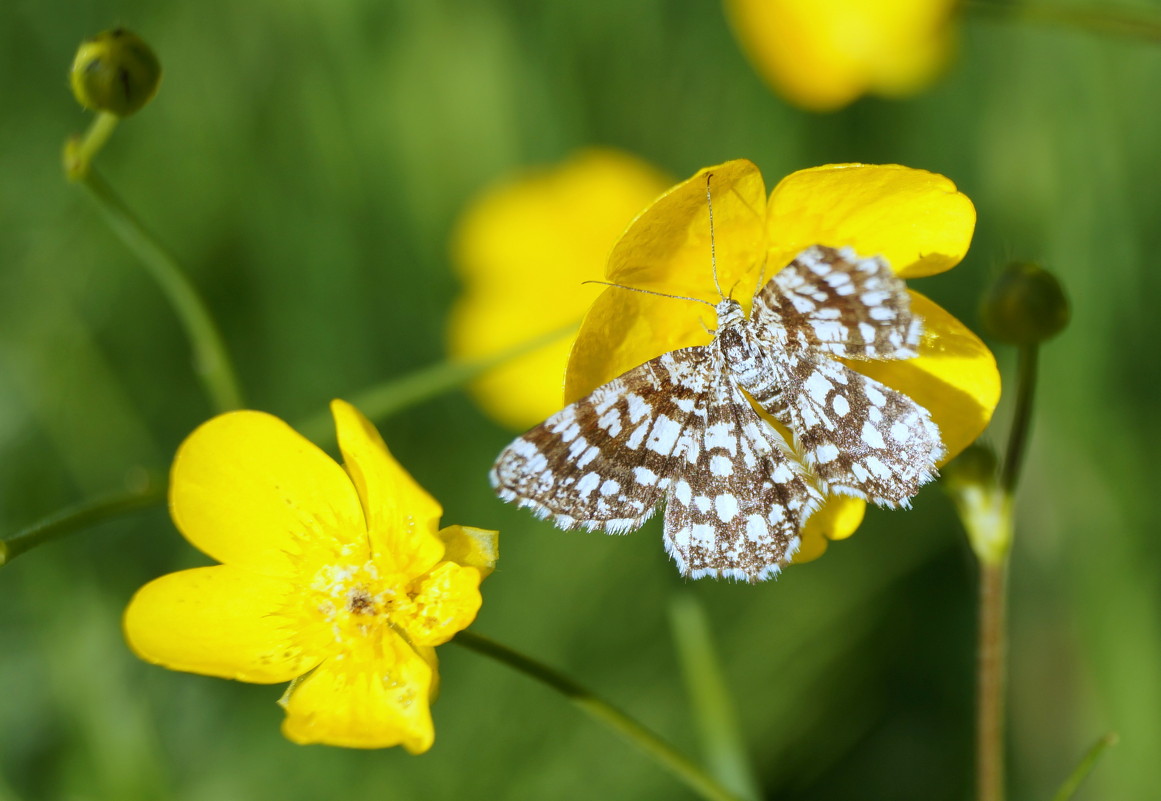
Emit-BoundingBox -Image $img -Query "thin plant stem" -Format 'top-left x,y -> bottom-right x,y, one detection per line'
1000,344 -> 1038,494
669,593 -> 761,801
1,329 -> 574,560
1050,732 -> 1118,801
78,170 -> 244,412
976,558 -> 1008,801
974,338 -> 1042,801
453,631 -> 747,801
64,112 -> 120,180
296,323 -> 578,445
964,0 -> 1161,42
0,485 -> 165,566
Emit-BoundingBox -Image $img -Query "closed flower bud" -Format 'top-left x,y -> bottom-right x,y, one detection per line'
70,28 -> 161,117
941,444 -> 998,493
980,261 -> 1070,345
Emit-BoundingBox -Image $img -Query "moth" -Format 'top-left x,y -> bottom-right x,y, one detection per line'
490,242 -> 943,582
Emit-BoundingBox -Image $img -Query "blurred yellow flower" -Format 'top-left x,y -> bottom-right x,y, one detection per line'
123,400 -> 497,752
724,0 -> 957,111
449,149 -> 672,430
566,160 -> 999,561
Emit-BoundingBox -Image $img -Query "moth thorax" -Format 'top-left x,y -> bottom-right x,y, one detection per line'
714,298 -> 745,330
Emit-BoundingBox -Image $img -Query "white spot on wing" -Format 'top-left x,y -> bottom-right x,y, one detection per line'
804,371 -> 831,404
709,454 -> 733,476
861,421 -> 886,449
491,243 -> 940,583
714,493 -> 739,522
647,414 -> 682,454
814,443 -> 840,464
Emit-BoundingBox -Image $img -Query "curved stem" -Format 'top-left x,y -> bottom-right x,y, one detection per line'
964,0 -> 1161,42
0,485 -> 165,566
64,112 -> 120,180
453,631 -> 748,801
0,331 -> 578,561
1000,344 -> 1038,494
296,323 -> 577,445
78,170 -> 245,413
976,558 -> 1008,801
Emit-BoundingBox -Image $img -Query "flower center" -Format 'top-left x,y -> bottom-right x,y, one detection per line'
311,560 -> 416,645
345,587 -> 377,616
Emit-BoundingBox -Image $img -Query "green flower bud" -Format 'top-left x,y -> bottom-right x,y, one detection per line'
70,28 -> 161,117
942,445 -> 1011,564
980,261 -> 1070,345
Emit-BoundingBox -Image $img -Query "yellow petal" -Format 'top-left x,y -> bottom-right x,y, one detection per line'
448,149 -> 672,428
123,565 -> 327,683
789,495 -> 867,563
566,159 -> 767,401
816,495 -> 867,541
563,286 -> 708,405
723,0 -> 955,111
403,561 -> 483,647
439,525 -> 499,578
766,164 -> 975,279
330,399 -> 445,579
415,645 -> 440,700
452,335 -> 577,431
845,292 -> 1000,463
724,0 -> 869,111
170,411 -> 366,576
280,633 -> 435,752
865,2 -> 957,98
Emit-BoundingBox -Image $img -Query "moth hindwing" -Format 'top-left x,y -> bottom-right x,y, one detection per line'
491,245 -> 943,582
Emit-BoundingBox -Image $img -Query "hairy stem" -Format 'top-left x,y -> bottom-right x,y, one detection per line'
977,558 -> 1008,801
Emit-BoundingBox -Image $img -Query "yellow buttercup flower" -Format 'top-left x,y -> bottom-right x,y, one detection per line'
449,149 -> 672,430
566,159 -> 999,561
123,400 -> 497,752
724,0 -> 957,111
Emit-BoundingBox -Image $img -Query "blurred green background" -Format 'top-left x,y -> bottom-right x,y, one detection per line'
2,1 -> 1159,799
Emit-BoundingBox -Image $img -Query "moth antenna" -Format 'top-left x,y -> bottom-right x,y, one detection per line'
752,257 -> 769,300
581,280 -> 717,309
706,173 -> 725,302
726,278 -> 743,302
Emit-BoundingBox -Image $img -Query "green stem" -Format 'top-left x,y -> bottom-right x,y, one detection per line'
453,631 -> 747,801
977,558 -> 1008,801
296,323 -> 577,445
964,0 -> 1161,42
64,112 -> 120,181
669,594 -> 761,801
78,170 -> 245,413
0,485 -> 166,566
1000,344 -> 1038,494
0,330 -> 575,561
1050,732 -> 1118,801
975,339 -> 1042,801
